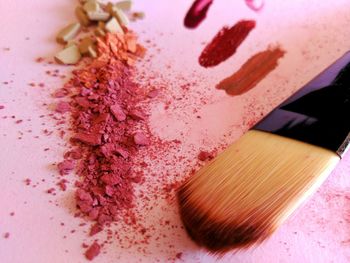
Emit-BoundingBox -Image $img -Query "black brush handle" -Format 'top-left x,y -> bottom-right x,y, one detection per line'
253,51 -> 350,157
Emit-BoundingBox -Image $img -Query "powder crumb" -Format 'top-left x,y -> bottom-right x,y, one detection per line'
4,232 -> 10,239
133,132 -> 150,146
24,178 -> 31,185
198,150 -> 213,161
110,104 -> 126,121
176,252 -> 183,260
85,242 -> 101,261
55,101 -> 70,113
0,105 -> 4,110
64,149 -> 82,160
89,223 -> 103,236
36,57 -> 45,63
57,160 -> 75,175
57,179 -> 68,191
10,212 -> 15,216
52,89 -> 68,98
47,188 -> 56,194
147,89 -> 159,98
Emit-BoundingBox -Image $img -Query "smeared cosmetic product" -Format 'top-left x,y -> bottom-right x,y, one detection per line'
245,0 -> 264,12
178,51 -> 350,252
199,20 -> 256,67
217,46 -> 285,95
184,0 -> 213,29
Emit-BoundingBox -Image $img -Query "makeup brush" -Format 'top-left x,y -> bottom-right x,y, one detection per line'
177,51 -> 350,252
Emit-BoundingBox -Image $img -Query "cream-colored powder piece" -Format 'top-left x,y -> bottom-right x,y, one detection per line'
56,23 -> 81,44
83,0 -> 100,13
115,0 -> 132,11
87,10 -> 110,21
55,45 -> 82,65
105,17 -> 123,34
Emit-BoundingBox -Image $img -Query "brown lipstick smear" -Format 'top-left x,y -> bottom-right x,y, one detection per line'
199,20 -> 256,68
216,46 -> 285,95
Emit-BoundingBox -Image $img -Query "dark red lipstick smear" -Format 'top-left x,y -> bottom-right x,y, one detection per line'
199,20 -> 256,68
184,0 -> 214,29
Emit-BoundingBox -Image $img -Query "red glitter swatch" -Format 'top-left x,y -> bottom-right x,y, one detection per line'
199,20 -> 256,67
184,0 -> 213,29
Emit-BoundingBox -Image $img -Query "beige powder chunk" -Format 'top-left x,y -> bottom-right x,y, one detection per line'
65,40 -> 76,48
115,0 -> 132,11
105,17 -> 123,34
131,11 -> 145,21
83,0 -> 100,13
87,10 -> 110,21
75,6 -> 91,26
113,7 -> 129,26
55,45 -> 82,65
56,23 -> 81,44
88,46 -> 98,58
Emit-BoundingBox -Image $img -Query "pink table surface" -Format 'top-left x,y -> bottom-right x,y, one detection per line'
1,0 -> 350,262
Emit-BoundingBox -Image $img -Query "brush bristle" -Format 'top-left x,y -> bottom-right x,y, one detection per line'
177,130 -> 339,252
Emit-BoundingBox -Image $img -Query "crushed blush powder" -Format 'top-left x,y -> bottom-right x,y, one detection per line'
52,31 -> 152,252
199,20 -> 256,67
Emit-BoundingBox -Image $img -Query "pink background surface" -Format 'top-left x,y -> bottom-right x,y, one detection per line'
1,0 -> 350,262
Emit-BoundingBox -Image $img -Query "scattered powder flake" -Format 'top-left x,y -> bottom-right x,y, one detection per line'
147,89 -> 159,98
198,150 -> 213,161
57,160 -> 75,175
0,105 -> 5,110
52,89 -> 68,98
216,46 -> 285,95
4,232 -> 10,239
129,109 -> 146,121
133,132 -> 150,146
72,132 -> 102,146
89,223 -> 103,236
110,104 -> 126,121
199,20 -> 256,67
64,149 -> 82,160
57,179 -> 68,191
176,252 -> 183,259
55,101 -> 70,113
85,242 -> 101,261
24,178 -> 31,185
